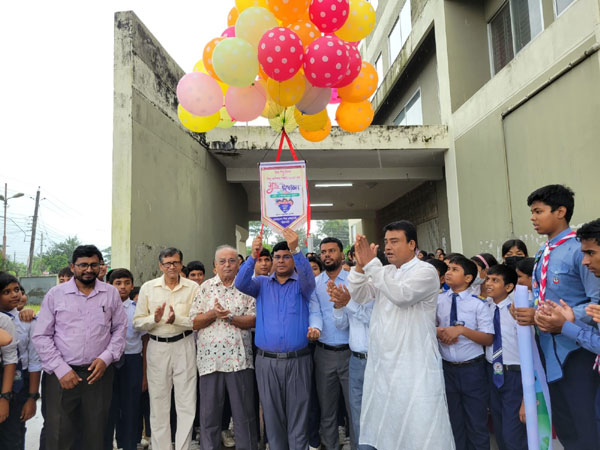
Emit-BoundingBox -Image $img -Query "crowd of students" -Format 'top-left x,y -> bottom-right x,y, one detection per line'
0,183 -> 599,450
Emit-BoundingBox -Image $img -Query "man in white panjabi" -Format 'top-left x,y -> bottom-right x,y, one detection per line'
347,220 -> 454,450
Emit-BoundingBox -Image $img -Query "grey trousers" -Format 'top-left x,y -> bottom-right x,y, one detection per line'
199,369 -> 258,450
255,353 -> 312,450
314,345 -> 354,450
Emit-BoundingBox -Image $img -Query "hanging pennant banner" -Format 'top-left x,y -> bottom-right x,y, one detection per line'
260,160 -> 308,235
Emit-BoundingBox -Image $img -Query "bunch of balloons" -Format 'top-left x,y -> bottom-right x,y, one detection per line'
176,0 -> 378,142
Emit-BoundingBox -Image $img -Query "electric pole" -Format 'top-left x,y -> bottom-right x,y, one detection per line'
1,183 -> 24,269
40,232 -> 44,257
27,188 -> 40,276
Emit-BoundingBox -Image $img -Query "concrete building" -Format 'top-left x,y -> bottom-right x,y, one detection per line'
112,0 -> 600,280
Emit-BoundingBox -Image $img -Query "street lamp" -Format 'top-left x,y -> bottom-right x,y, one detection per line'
1,183 -> 24,268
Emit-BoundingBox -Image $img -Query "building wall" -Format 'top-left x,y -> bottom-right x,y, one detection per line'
113,11 -> 248,283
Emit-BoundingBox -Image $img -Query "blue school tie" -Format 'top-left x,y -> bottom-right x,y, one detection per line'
492,305 -> 504,388
450,293 -> 458,326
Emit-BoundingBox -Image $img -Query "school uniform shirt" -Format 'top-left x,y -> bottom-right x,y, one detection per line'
484,295 -> 520,366
11,308 -> 42,372
189,274 -> 256,376
123,300 -> 146,355
0,313 -> 18,366
561,320 -> 600,355
309,270 -> 350,346
532,227 -> 600,381
332,300 -> 373,354
436,289 -> 494,363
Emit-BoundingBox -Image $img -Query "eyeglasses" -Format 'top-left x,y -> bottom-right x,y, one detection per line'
161,261 -> 182,268
74,263 -> 101,270
216,258 -> 238,266
273,255 -> 293,261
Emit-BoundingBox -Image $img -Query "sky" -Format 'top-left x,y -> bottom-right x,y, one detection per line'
0,1 -> 235,263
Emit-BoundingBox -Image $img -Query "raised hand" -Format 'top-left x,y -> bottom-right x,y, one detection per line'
165,305 -> 176,324
282,228 -> 299,252
327,280 -> 351,309
252,235 -> 263,259
354,235 -> 378,269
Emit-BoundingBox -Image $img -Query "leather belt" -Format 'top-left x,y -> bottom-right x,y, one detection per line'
257,347 -> 311,359
149,330 -> 193,343
443,354 -> 485,367
352,351 -> 367,360
315,341 -> 350,352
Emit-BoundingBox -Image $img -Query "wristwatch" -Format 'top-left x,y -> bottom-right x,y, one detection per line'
291,247 -> 301,255
227,314 -> 234,324
28,392 -> 41,400
0,392 -> 13,401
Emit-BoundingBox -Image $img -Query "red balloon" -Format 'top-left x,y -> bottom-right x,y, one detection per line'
222,26 -> 236,37
303,35 -> 349,88
309,0 -> 349,33
258,27 -> 304,81
334,42 -> 361,88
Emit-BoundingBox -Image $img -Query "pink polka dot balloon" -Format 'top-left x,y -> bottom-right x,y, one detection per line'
303,35 -> 350,88
309,0 -> 349,33
221,26 -> 236,37
258,27 -> 304,82
334,42 -> 362,87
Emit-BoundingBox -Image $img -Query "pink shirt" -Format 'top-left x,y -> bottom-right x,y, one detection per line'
32,277 -> 128,379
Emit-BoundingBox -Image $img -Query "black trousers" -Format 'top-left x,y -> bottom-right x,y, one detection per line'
0,372 -> 29,450
45,365 -> 114,450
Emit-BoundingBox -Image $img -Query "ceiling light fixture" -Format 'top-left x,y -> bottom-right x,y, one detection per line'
314,183 -> 353,188
311,203 -> 334,207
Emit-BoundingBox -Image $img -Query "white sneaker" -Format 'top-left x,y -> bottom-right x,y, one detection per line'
139,438 -> 150,448
222,429 -> 236,447
309,446 -> 321,450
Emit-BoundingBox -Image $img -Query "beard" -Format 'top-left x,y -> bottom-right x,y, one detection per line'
324,259 -> 341,272
76,274 -> 97,286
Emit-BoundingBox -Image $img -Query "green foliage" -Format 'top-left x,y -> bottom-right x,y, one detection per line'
0,255 -> 28,276
36,236 -> 81,275
314,220 -> 350,248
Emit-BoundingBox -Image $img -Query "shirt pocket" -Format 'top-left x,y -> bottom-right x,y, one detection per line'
286,295 -> 300,315
88,307 -> 110,338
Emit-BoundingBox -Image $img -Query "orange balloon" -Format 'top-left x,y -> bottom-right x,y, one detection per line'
335,100 -> 374,133
203,37 -> 226,82
287,19 -> 321,48
267,0 -> 310,23
227,7 -> 239,26
337,62 -> 378,103
300,117 -> 331,142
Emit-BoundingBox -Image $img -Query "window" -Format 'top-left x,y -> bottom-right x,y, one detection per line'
375,53 -> 383,87
555,0 -> 575,16
388,1 -> 412,66
393,90 -> 422,126
489,0 -> 543,74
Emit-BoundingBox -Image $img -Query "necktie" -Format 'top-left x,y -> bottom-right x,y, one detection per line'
450,293 -> 458,326
537,231 -> 576,304
492,305 -> 504,388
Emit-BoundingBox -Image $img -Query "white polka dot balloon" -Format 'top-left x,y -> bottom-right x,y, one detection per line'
334,42 -> 362,88
258,27 -> 304,82
309,0 -> 350,33
303,35 -> 350,88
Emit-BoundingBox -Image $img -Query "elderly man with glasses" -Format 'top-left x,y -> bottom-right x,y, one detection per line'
133,247 -> 200,450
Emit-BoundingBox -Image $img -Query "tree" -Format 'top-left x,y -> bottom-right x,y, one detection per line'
0,255 -> 28,277
102,246 -> 111,266
315,220 -> 350,248
36,236 -> 81,275
248,221 -> 277,245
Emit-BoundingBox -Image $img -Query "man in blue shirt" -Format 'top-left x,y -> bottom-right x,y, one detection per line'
308,237 -> 354,450
235,228 -> 316,450
529,185 -> 600,449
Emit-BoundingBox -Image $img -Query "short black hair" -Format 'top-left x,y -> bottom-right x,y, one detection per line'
108,268 -> 134,284
516,257 -> 535,277
501,239 -> 528,258
347,245 -> 355,258
425,258 -> 448,277
383,220 -> 418,247
471,253 -> 498,271
258,249 -> 272,260
320,237 -> 343,252
58,266 -> 73,278
487,264 -> 518,292
187,260 -> 206,273
308,256 -> 324,272
72,245 -> 103,264
0,272 -> 19,292
448,256 -> 478,286
272,241 -> 290,254
159,247 -> 183,263
418,250 -> 428,258
181,265 -> 189,276
444,252 -> 464,261
129,287 -> 140,300
527,184 -> 575,223
577,219 -> 600,246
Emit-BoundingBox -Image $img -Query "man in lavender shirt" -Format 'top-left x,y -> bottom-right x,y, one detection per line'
32,245 -> 128,450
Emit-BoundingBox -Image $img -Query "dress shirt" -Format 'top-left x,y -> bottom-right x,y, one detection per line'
309,269 -> 350,346
561,320 -> 600,354
484,296 -> 520,365
189,274 -> 256,376
32,278 -> 128,379
133,275 -> 199,337
123,300 -> 146,354
332,300 -> 373,353
8,308 -> 42,372
0,313 -> 18,366
436,288 -> 494,363
532,227 -> 600,381
235,252 -> 316,352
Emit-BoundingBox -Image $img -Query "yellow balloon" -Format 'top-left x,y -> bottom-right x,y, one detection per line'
235,0 -> 268,13
217,107 -> 236,129
269,107 -> 298,133
267,72 -> 306,107
235,7 -> 279,48
193,59 -> 229,96
294,108 -> 328,132
300,117 -> 331,142
178,105 -> 220,133
334,0 -> 376,42
335,100 -> 374,133
212,38 -> 259,87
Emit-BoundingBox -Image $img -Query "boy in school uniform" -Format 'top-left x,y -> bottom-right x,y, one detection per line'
436,256 -> 494,450
484,264 -> 526,450
105,269 -> 148,450
525,185 -> 600,449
